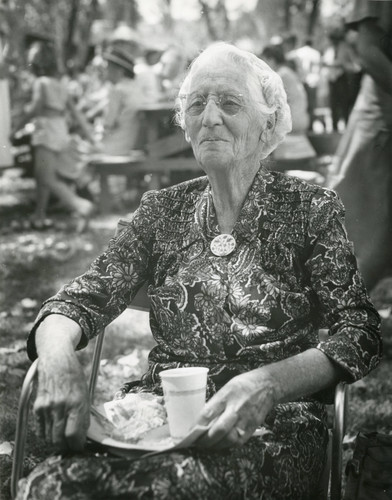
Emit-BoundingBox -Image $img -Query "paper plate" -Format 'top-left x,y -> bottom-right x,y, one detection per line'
87,406 -> 272,458
87,406 -> 210,456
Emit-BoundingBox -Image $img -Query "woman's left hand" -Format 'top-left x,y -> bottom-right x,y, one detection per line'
195,369 -> 277,449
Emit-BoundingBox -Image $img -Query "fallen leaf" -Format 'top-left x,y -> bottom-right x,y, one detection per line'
378,307 -> 391,319
0,442 -> 13,455
20,298 -> 38,309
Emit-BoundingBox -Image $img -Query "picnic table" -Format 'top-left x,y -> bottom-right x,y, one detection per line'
90,98 -> 342,213
90,101 -> 201,213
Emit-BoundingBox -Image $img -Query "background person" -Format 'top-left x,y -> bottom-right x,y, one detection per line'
17,42 -> 381,500
344,29 -> 363,115
261,43 -> 316,162
95,46 -> 144,155
13,41 -> 95,230
156,45 -> 187,100
327,0 -> 392,291
281,32 -> 299,72
134,48 -> 164,105
261,43 -> 309,133
322,23 -> 360,131
289,37 -> 322,132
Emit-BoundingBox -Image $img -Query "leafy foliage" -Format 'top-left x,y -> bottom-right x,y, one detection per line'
1,0 -> 353,78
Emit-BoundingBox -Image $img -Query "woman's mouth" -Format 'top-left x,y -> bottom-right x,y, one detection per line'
200,138 -> 225,144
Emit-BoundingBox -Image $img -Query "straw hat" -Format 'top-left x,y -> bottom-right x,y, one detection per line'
103,47 -> 135,73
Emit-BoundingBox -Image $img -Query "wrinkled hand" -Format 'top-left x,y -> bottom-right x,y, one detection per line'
195,370 -> 277,449
34,353 -> 90,451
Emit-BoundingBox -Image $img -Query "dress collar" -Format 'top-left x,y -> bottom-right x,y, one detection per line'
194,165 -> 273,243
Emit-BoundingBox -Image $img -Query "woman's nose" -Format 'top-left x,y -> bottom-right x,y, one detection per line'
201,99 -> 223,127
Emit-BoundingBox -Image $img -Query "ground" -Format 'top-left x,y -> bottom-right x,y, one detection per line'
0,168 -> 391,500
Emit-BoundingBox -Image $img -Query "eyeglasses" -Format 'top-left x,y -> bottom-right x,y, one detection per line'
180,93 -> 245,117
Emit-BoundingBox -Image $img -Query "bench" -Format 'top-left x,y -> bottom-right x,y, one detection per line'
90,128 -> 202,213
91,129 -> 343,214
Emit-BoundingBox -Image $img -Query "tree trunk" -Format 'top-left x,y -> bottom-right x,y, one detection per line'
128,0 -> 140,28
198,0 -> 231,41
255,0 -> 286,42
307,0 -> 320,36
284,0 -> 291,32
217,0 -> 230,36
77,0 -> 99,69
3,0 -> 27,66
162,0 -> 173,31
65,0 -> 79,66
51,1 -> 66,74
199,0 -> 219,40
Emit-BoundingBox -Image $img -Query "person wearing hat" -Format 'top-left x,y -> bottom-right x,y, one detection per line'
97,46 -> 144,155
109,25 -> 144,59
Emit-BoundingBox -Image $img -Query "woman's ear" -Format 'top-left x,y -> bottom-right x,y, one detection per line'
261,117 -> 275,142
260,128 -> 270,143
184,130 -> 191,143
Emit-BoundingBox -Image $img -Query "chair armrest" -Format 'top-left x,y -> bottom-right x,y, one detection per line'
331,381 -> 347,500
12,343 -> 345,500
88,330 -> 106,401
11,359 -> 39,499
11,328 -> 106,499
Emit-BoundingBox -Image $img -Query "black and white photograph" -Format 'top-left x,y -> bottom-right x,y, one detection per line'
0,1 -> 391,499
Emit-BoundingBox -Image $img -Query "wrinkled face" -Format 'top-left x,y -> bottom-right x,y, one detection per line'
183,56 -> 266,172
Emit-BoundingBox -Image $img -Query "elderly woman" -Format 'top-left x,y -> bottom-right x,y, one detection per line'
18,43 -> 381,500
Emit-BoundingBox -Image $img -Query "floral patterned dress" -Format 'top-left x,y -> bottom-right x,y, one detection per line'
20,169 -> 382,500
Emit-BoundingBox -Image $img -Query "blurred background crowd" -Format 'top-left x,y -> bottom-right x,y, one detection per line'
0,0 -> 374,230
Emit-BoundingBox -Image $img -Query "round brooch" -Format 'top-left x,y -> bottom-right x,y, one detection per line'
210,234 -> 236,257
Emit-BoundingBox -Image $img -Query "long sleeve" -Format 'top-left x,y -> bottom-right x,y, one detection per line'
305,190 -> 382,381
27,192 -> 156,360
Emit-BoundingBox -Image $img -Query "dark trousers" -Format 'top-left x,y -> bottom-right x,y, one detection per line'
329,74 -> 350,130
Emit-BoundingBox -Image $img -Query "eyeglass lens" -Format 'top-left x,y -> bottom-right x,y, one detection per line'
185,94 -> 244,116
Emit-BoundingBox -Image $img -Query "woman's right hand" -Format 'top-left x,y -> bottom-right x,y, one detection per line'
34,351 -> 90,451
33,314 -> 90,451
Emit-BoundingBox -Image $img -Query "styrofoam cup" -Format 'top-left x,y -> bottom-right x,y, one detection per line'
160,367 -> 209,441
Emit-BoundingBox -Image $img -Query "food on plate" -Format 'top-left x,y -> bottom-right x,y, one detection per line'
103,392 -> 167,443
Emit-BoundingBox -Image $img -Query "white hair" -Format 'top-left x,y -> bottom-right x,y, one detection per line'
175,42 -> 292,159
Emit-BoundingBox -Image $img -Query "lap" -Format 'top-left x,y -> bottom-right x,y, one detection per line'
17,408 -> 328,500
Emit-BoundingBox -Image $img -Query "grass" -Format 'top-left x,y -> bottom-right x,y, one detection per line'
0,169 -> 391,499
0,189 -> 156,498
